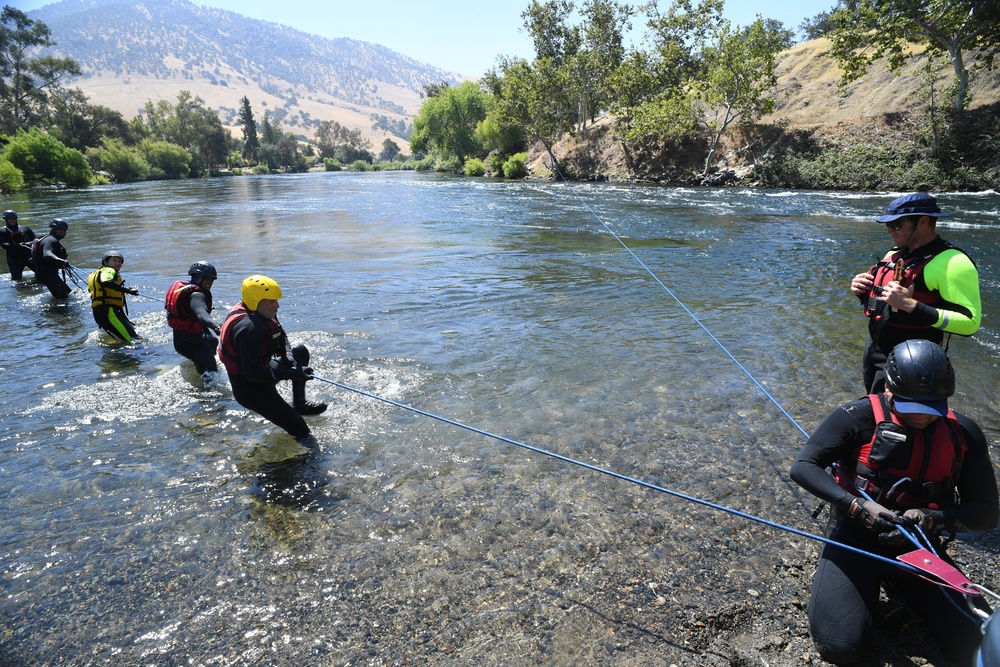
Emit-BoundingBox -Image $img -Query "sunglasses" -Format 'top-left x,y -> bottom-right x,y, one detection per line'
884,219 -> 907,230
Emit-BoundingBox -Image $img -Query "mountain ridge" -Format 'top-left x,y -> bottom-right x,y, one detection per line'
29,0 -> 465,145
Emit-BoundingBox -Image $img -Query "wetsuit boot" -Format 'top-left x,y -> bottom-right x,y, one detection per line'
292,375 -> 327,415
291,344 -> 327,415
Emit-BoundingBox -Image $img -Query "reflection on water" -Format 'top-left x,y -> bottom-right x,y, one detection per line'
1,173 -> 998,663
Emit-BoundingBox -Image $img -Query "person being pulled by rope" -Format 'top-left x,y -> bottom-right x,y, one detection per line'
790,339 -> 998,666
166,261 -> 221,386
850,193 -> 981,394
219,275 -> 327,445
31,218 -> 72,298
0,210 -> 35,280
87,250 -> 139,343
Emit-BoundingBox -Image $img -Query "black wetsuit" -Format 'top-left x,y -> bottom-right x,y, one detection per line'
32,234 -> 71,298
169,284 -> 219,374
220,304 -> 311,440
0,223 -> 35,280
790,398 -> 998,665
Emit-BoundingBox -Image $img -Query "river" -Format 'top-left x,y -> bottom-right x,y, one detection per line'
2,172 -> 999,665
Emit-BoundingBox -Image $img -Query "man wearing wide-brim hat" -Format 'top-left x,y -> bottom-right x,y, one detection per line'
849,192 -> 981,394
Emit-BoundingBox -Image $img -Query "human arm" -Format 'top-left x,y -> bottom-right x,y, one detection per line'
789,399 -> 877,513
96,268 -> 136,294
881,250 -> 980,335
233,317 -> 279,383
189,291 -> 220,333
942,415 -> 998,532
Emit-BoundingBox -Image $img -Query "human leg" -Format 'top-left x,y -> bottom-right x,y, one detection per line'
228,373 -> 311,439
107,306 -> 137,343
807,543 -> 882,665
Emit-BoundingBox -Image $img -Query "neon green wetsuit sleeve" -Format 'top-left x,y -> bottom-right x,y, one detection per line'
922,249 -> 981,335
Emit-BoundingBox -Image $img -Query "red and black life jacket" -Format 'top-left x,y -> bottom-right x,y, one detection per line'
835,394 -> 967,510
165,280 -> 213,335
864,239 -> 967,329
218,302 -> 284,376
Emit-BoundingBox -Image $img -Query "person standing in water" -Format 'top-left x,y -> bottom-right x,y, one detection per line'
0,210 -> 35,280
850,193 -> 980,393
87,250 -> 139,343
31,218 -> 72,298
219,275 -> 327,444
166,261 -> 221,386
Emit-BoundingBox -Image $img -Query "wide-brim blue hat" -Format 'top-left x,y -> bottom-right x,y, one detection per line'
874,193 -> 953,223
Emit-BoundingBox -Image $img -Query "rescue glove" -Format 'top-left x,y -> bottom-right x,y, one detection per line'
849,498 -> 898,535
271,365 -> 306,381
124,287 -> 139,295
901,508 -> 944,533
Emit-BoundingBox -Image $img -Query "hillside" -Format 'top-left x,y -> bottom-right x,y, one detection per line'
29,0 -> 465,146
539,38 -> 1000,185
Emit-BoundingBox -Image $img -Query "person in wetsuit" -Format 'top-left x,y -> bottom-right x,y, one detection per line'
219,274 -> 327,444
850,193 -> 980,393
0,210 -> 35,280
87,250 -> 139,343
31,218 -> 72,298
166,261 -> 221,386
790,339 -> 998,666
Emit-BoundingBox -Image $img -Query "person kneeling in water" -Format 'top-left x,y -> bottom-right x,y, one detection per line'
219,275 -> 327,443
87,250 -> 139,343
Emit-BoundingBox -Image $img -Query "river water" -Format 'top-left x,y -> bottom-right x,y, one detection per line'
1,172 -> 999,665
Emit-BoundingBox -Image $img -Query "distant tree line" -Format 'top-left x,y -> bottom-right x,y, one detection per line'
0,5 -> 403,192
410,0 -> 1000,188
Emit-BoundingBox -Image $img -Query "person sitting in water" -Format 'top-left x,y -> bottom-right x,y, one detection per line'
87,250 -> 139,343
166,261 -> 221,386
790,339 -> 998,665
0,210 -> 35,280
219,274 -> 327,444
31,218 -> 72,298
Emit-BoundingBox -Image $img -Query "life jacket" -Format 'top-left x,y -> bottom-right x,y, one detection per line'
165,280 -> 213,335
835,394 -> 967,510
218,302 -> 285,376
864,239 -> 968,329
87,267 -> 126,307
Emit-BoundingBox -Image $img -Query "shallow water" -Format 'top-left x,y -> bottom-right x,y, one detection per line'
1,173 -> 999,664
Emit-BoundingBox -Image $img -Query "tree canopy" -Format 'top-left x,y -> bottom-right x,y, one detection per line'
828,0 -> 1000,109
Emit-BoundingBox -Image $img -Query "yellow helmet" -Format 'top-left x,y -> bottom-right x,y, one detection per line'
241,274 -> 282,311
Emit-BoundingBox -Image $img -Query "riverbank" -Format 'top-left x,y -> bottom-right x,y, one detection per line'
528,103 -> 1000,192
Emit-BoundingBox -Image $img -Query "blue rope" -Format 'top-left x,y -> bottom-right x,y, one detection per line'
550,173 -> 810,439
311,374 -> 921,576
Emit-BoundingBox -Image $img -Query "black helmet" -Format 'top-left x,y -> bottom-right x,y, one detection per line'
3,210 -> 16,221
188,261 -> 217,282
102,250 -> 124,266
50,218 -> 68,231
884,339 -> 954,416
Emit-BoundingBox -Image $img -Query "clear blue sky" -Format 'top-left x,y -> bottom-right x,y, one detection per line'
13,0 -> 835,77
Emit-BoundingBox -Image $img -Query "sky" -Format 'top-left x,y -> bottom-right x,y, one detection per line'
12,0 -> 836,78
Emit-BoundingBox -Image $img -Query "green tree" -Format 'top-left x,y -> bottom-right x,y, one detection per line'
409,81 -> 489,165
0,156 -> 23,192
47,88 -> 130,152
827,0 -> 1000,109
238,96 -> 259,165
0,5 -> 81,134
3,127 -> 91,187
138,139 -> 191,179
697,17 -> 793,174
86,137 -> 150,183
379,138 -> 400,162
140,91 -> 231,174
